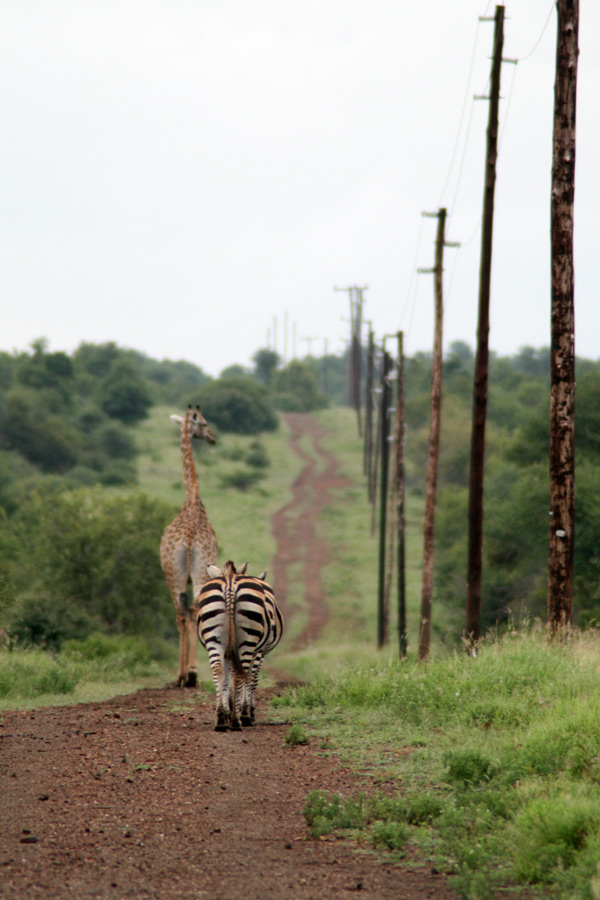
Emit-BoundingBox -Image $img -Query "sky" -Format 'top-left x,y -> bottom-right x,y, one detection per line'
1,0 -> 598,378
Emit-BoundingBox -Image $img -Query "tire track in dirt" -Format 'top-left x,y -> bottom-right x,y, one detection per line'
270,413 -> 351,652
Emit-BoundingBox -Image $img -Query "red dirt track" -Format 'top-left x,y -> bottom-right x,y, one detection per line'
0,414 -> 460,900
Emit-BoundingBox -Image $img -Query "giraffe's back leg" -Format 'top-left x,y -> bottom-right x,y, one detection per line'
161,543 -> 195,686
187,539 -> 218,685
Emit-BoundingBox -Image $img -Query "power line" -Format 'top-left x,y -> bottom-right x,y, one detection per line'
437,17 -> 485,208
399,212 -> 425,327
519,2 -> 555,62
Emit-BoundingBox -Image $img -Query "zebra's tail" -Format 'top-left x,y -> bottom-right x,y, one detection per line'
225,571 -> 247,679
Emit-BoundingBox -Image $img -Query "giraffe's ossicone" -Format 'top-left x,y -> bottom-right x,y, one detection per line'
160,406 -> 218,687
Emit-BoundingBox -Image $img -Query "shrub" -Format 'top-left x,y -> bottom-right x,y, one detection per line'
245,442 -> 269,469
270,361 -> 328,412
285,724 -> 309,746
195,377 -> 278,434
304,791 -> 364,838
218,468 -> 265,492
444,750 -> 497,787
8,488 -> 173,640
9,595 -> 96,651
513,791 -> 600,884
99,361 -> 153,424
370,821 -> 408,851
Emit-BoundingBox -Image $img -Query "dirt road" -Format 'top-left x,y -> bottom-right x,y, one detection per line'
0,414 -> 459,900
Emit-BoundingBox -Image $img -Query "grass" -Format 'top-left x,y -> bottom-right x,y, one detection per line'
0,633 -> 177,710
275,624 -> 600,899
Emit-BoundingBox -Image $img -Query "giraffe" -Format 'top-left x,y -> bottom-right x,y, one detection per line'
160,405 -> 218,687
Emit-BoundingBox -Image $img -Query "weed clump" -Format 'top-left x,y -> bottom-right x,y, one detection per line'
304,791 -> 364,838
285,724 -> 309,746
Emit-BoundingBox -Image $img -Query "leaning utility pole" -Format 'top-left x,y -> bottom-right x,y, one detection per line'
418,208 -> 447,662
548,0 -> 578,631
465,5 -> 505,647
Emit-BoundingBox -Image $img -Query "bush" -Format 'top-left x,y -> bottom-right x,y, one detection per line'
513,790 -> 600,884
285,724 -> 309,745
196,377 -> 278,434
9,595 -> 95,651
218,468 -> 265,492
99,361 -> 153,424
304,791 -> 364,838
245,442 -> 269,469
270,361 -> 328,412
7,488 -> 174,641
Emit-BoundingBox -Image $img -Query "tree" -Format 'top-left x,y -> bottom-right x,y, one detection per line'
252,349 -> 280,385
270,361 -> 328,412
99,361 -> 152,424
196,377 -> 278,434
8,487 -> 174,644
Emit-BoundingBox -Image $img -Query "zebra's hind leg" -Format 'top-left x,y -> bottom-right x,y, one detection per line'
241,655 -> 262,726
211,658 -> 230,731
240,680 -> 253,727
230,675 -> 244,731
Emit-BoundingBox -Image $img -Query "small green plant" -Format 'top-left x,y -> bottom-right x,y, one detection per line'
443,749 -> 497,787
370,820 -> 409,851
513,790 -> 600,886
245,442 -> 269,470
285,723 -> 309,746
218,468 -> 265,492
304,791 -> 364,838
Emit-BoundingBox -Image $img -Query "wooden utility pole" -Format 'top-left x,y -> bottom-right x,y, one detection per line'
377,350 -> 392,648
395,332 -> 407,658
335,285 -> 367,435
418,208 -> 447,662
465,5 -> 505,647
364,326 -> 375,493
548,0 -> 578,631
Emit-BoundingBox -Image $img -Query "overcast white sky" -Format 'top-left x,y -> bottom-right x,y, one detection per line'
1,1 -> 598,377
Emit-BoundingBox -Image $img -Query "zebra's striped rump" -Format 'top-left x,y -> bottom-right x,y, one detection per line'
197,560 -> 283,731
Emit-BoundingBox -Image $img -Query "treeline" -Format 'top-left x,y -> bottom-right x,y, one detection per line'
0,339 -> 335,501
400,341 -> 600,633
2,336 -> 599,649
0,338 -> 332,650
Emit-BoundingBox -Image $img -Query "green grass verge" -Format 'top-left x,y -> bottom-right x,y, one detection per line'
0,633 -> 177,710
274,624 -> 600,899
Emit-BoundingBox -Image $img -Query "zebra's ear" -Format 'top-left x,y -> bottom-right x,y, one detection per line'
207,565 -> 222,578
257,569 -> 268,581
239,561 -> 249,575
170,415 -> 184,425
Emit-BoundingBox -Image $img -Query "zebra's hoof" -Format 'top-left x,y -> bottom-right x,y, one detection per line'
230,719 -> 243,731
215,710 -> 229,731
241,715 -> 253,727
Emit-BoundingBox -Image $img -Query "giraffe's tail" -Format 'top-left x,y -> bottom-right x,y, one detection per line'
177,591 -> 191,619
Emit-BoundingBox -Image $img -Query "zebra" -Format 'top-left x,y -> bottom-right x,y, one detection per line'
197,560 -> 284,731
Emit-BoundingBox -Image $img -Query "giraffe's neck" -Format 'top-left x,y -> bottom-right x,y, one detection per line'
181,428 -> 200,504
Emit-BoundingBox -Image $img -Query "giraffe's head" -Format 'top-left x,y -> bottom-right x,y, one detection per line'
171,406 -> 217,445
